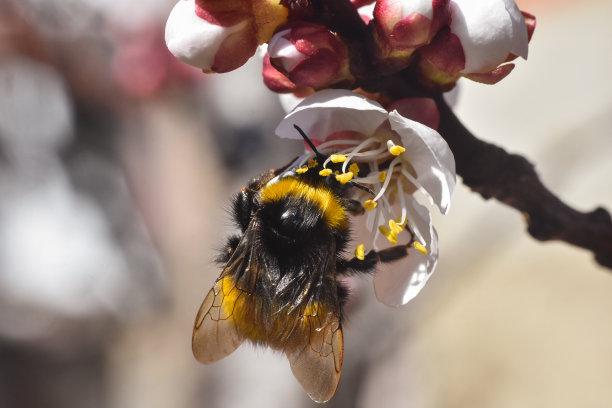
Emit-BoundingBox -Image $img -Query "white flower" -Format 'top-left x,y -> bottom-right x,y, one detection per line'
276,90 -> 456,306
450,0 -> 528,73
164,0 -> 256,73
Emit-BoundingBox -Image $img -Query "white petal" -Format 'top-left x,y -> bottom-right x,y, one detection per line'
277,93 -> 305,114
450,0 -> 513,73
502,0 -> 528,58
268,29 -> 304,72
400,0 -> 434,19
165,0 -> 248,70
374,197 -> 439,306
275,90 -> 388,141
388,111 -> 456,214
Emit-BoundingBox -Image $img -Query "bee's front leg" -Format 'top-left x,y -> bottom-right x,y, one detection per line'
343,199 -> 365,216
336,244 -> 410,276
215,234 -> 242,264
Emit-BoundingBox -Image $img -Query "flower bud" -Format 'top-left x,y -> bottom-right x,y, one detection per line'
268,22 -> 353,90
263,52 -> 309,94
165,0 -> 287,73
415,0 -> 535,87
371,0 -> 450,72
351,0 -> 375,8
386,97 -> 440,130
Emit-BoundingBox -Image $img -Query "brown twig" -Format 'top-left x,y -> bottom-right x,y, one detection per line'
289,0 -> 612,269
434,95 -> 612,268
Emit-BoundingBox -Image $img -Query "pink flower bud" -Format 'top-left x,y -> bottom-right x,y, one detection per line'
165,0 -> 287,73
351,0 -> 376,8
386,97 -> 440,130
415,0 -> 535,87
263,53 -> 302,94
268,22 -> 353,90
372,0 -> 450,71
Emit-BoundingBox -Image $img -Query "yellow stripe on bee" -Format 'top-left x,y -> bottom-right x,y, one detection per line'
260,177 -> 348,229
218,275 -> 332,346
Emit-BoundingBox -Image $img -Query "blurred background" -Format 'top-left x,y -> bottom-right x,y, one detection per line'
0,0 -> 610,407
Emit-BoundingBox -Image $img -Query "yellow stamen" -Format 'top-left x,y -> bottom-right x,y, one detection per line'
355,244 -> 365,261
389,145 -> 406,156
378,171 -> 387,183
319,168 -> 332,177
363,199 -> 377,211
307,158 -> 318,168
335,172 -> 353,184
296,166 -> 308,174
348,162 -> 360,176
330,154 -> 347,163
378,225 -> 398,245
414,241 -> 428,255
389,219 -> 403,235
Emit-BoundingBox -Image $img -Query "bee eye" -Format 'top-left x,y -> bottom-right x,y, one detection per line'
279,209 -> 301,232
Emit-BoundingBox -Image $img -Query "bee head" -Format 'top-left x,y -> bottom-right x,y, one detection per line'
259,193 -> 328,250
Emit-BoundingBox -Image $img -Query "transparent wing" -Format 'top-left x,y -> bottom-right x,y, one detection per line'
285,303 -> 344,403
192,228 -> 257,364
192,274 -> 246,364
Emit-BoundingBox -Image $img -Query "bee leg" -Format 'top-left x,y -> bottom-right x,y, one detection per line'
343,199 -> 365,216
336,245 -> 410,276
215,234 -> 242,264
232,188 -> 255,232
370,245 -> 410,263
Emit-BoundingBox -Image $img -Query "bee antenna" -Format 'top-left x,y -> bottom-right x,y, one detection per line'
349,181 -> 375,196
293,125 -> 325,159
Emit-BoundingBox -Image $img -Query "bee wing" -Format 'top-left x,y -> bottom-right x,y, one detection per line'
192,276 -> 246,364
283,242 -> 345,403
192,229 -> 257,364
285,304 -> 344,403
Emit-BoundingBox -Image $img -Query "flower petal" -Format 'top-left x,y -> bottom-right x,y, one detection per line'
275,90 -> 388,142
502,0 -> 528,59
388,111 -> 456,214
450,0 -> 514,73
165,0 -> 250,71
374,195 -> 439,306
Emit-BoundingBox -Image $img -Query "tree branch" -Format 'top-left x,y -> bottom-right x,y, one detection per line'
434,95 -> 612,269
289,0 -> 612,268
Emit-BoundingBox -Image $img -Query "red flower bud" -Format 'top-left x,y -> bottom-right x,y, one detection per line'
268,22 -> 353,90
371,0 -> 450,73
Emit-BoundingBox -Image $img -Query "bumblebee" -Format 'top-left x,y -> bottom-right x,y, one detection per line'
192,126 -> 412,402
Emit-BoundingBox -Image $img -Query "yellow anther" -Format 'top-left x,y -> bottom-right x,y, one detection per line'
363,199 -> 377,211
348,162 -> 360,176
389,145 -> 406,156
296,166 -> 308,174
414,241 -> 428,255
355,244 -> 365,261
307,158 -> 318,168
378,225 -> 398,245
395,216 -> 407,228
378,171 -> 387,183
330,154 -> 347,163
319,168 -> 333,177
335,172 -> 353,184
389,219 -> 403,235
